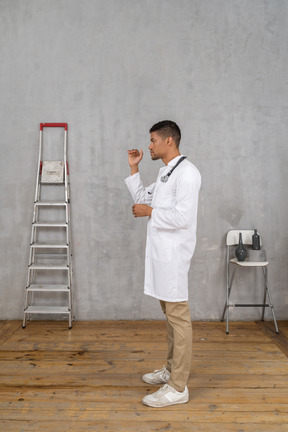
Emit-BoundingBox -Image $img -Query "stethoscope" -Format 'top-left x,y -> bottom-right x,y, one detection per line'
160,156 -> 187,183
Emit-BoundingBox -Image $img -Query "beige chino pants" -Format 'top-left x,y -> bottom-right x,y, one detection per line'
160,300 -> 192,392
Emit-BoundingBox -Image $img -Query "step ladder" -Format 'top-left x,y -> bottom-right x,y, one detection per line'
23,123 -> 73,328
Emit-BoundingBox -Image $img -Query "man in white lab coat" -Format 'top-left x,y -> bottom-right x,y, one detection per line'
125,120 -> 201,408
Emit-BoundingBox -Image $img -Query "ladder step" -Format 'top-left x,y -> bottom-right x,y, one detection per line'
34,254 -> 68,260
40,180 -> 65,185
24,306 -> 70,314
26,285 -> 70,292
31,242 -> 68,248
29,264 -> 69,270
35,201 -> 67,206
33,222 -> 67,227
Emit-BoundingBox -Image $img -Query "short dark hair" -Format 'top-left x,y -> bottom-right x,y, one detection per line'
149,120 -> 181,148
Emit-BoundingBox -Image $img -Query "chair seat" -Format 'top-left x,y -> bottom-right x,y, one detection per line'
230,258 -> 269,267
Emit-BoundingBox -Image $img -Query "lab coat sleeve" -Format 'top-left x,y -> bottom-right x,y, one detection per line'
125,172 -> 156,204
151,168 -> 201,230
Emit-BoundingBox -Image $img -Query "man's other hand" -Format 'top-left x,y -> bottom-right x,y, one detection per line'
132,204 -> 153,218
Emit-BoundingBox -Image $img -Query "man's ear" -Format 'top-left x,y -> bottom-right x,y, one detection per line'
166,136 -> 173,146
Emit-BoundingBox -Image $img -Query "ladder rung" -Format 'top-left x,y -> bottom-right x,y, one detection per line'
29,264 -> 69,270
35,201 -> 67,206
40,180 -> 65,184
34,255 -> 68,261
33,222 -> 67,227
26,285 -> 70,292
31,242 -> 68,248
24,306 -> 70,314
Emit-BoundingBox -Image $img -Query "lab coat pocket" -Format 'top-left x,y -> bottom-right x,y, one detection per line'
151,230 -> 173,263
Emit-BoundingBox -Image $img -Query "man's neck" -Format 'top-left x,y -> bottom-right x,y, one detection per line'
162,150 -> 181,166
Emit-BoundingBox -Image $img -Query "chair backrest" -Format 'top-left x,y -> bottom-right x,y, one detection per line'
226,229 -> 262,246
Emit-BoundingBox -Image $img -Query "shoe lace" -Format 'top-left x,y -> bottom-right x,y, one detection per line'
154,365 -> 167,376
155,384 -> 172,396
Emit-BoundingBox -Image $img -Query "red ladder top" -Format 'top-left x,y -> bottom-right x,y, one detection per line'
40,123 -> 68,131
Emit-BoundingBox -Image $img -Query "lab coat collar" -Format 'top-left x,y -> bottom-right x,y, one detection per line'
167,155 -> 184,167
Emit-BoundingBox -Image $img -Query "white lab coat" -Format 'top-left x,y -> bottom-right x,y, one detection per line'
125,155 -> 201,302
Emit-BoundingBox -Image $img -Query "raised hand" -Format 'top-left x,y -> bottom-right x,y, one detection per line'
127,149 -> 143,175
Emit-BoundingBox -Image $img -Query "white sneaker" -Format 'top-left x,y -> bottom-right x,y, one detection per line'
142,384 -> 189,408
142,366 -> 170,385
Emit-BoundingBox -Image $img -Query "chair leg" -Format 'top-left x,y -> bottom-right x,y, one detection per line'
221,303 -> 230,334
222,267 -> 237,334
221,301 -> 227,322
261,288 -> 267,321
226,279 -> 231,334
262,267 -> 279,334
261,270 -> 267,321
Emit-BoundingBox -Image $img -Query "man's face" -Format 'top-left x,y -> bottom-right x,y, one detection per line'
149,132 -> 168,161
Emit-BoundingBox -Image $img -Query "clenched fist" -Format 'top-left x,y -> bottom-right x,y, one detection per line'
132,204 -> 153,218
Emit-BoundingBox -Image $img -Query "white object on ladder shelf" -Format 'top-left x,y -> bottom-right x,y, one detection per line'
23,123 -> 73,328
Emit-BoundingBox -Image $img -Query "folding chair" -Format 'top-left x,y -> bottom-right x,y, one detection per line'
221,229 -> 279,335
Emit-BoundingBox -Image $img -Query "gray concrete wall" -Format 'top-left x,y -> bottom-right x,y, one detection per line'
1,0 -> 288,321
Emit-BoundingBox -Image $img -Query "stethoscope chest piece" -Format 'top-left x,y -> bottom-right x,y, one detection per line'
160,156 -> 187,183
160,175 -> 169,183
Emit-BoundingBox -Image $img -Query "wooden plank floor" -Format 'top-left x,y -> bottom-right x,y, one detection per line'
0,320 -> 288,432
